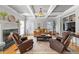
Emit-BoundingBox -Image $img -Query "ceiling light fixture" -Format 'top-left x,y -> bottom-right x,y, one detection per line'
35,8 -> 44,17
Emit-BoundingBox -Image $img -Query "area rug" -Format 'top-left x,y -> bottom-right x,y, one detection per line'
16,41 -> 58,54
16,36 -> 78,54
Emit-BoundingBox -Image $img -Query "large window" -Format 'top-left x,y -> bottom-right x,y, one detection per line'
26,21 -> 35,35
46,21 -> 56,32
46,22 -> 53,31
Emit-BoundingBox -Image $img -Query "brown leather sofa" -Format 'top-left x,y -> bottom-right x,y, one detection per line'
10,33 -> 33,54
49,31 -> 72,53
33,28 -> 48,36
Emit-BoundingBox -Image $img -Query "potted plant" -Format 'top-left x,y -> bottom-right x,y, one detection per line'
0,12 -> 8,20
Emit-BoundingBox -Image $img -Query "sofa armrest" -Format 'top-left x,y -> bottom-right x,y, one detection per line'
21,37 -> 27,41
18,39 -> 33,47
56,36 -> 63,42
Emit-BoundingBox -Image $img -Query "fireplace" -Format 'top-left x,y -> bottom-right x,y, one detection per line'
3,29 -> 18,49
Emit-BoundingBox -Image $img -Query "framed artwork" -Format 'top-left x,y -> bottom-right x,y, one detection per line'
8,15 -> 16,22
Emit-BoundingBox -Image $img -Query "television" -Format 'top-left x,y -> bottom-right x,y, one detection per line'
67,22 -> 75,32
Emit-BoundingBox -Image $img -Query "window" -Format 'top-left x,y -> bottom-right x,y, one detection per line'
46,21 -> 56,32
47,22 -> 53,31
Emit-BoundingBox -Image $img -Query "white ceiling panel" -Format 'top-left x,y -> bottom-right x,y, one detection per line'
8,5 -> 30,14
53,5 -> 73,12
49,5 -> 73,17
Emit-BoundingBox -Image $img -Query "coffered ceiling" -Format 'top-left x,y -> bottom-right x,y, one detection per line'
8,5 -> 73,18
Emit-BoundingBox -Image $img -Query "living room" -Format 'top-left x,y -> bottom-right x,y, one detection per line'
0,5 -> 79,54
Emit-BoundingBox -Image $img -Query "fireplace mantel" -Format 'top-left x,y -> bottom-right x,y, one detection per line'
0,20 -> 19,30
0,20 -> 19,42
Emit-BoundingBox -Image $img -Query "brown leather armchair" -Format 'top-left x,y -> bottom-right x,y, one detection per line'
49,31 -> 72,53
10,33 -> 33,54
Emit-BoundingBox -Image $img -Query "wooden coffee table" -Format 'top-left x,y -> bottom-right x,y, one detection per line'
36,35 -> 52,41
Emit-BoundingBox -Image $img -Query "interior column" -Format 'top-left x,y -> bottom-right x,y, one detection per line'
24,16 -> 27,35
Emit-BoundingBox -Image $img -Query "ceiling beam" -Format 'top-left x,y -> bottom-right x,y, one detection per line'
45,5 -> 56,18
31,5 -> 35,14
26,5 -> 35,18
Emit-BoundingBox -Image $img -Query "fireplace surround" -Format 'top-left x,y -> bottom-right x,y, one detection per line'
3,29 -> 18,49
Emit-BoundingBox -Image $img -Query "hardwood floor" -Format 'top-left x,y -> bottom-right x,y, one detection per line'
69,43 -> 79,53
0,44 -> 17,54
